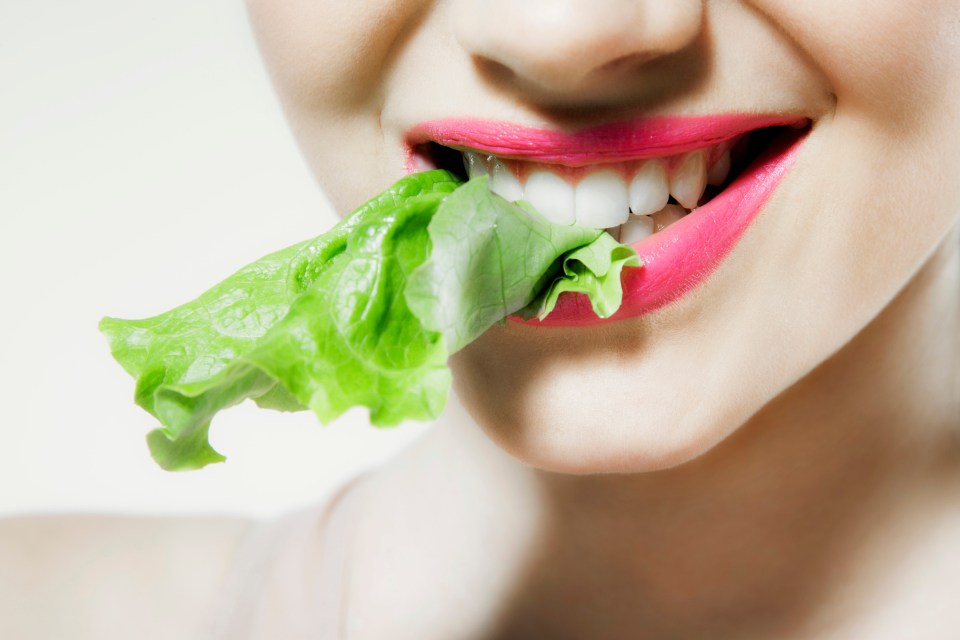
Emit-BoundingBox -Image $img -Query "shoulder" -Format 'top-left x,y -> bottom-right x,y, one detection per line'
0,514 -> 253,640
333,463 -> 528,639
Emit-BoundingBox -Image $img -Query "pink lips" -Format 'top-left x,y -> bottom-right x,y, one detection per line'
405,115 -> 809,326
406,114 -> 804,167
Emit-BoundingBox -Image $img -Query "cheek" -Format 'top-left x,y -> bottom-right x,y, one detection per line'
245,0 -> 434,213
749,0 -> 960,114
246,0 -> 419,108
750,0 -> 960,270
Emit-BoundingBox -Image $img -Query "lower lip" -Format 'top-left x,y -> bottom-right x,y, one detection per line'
512,129 -> 808,326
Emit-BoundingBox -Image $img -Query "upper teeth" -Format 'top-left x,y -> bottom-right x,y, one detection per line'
462,140 -> 735,234
670,150 -> 707,210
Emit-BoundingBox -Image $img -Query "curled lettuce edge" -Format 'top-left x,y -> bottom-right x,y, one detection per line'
100,171 -> 642,470
100,170 -> 460,470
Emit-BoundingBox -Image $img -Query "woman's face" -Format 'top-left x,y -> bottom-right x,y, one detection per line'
247,1 -> 960,472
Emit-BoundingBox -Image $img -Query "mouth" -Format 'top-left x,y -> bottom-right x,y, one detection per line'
405,114 -> 811,325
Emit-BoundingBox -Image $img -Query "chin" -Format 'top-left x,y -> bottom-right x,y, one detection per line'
448,322 -> 775,475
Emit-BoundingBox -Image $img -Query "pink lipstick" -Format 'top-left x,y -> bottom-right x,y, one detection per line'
528,129 -> 805,325
405,115 -> 809,326
406,114 -> 804,167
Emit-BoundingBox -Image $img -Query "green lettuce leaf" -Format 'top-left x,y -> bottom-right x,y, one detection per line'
516,232 -> 641,321
100,170 -> 640,470
406,178 -> 604,352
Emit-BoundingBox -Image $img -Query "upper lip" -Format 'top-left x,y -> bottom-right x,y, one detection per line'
405,113 -> 809,167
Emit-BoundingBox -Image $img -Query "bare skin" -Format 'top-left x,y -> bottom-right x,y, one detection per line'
4,1 -> 959,638
329,227 -> 960,639
0,515 -> 252,639
3,237 -> 957,638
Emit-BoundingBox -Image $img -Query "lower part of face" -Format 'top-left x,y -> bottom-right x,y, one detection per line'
248,0 -> 960,473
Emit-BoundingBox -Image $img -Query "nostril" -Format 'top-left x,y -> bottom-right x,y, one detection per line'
597,51 -> 662,75
453,0 -> 706,103
472,56 -> 517,85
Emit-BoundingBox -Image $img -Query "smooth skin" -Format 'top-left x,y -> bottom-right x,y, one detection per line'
4,1 -> 959,638
243,0 -> 960,637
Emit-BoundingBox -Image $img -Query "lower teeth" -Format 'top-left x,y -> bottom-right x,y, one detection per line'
612,204 -> 690,244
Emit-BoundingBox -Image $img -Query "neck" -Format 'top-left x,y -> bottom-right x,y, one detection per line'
423,224 -> 960,637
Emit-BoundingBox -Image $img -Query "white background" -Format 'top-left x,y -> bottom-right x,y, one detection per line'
0,0 -> 430,519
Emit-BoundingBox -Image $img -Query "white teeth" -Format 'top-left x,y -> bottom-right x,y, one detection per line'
651,204 -> 687,233
619,214 -> 655,244
707,150 -> 731,186
490,158 -> 523,202
524,170 -> 576,225
628,160 -> 669,216
463,151 -> 489,179
463,133 -> 732,234
575,170 -> 630,229
669,150 -> 707,210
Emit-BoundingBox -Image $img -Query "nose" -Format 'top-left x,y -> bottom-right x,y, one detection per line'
452,0 -> 704,100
